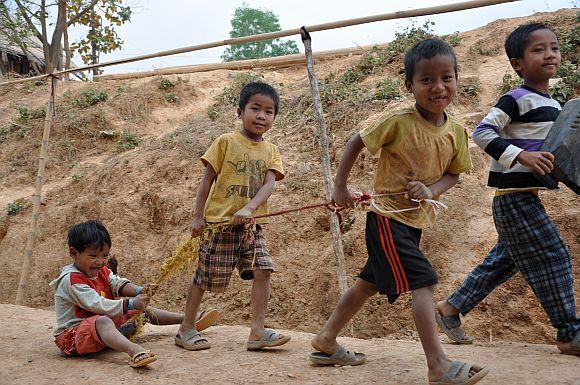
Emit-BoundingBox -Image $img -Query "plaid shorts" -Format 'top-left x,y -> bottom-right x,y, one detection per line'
193,224 -> 275,293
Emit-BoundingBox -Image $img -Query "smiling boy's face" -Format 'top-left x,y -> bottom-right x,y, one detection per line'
405,54 -> 457,126
237,93 -> 276,142
511,28 -> 560,88
71,243 -> 110,279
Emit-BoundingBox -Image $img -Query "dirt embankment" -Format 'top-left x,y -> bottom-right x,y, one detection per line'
0,8 -> 578,352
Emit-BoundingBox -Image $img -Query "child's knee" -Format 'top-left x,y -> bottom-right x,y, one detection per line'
252,269 -> 271,282
95,315 -> 115,331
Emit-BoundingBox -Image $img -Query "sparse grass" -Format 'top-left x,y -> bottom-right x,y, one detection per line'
17,106 -> 45,120
213,72 -> 264,108
389,20 -> 435,54
469,45 -> 501,56
6,198 -> 30,216
116,131 -> 142,153
374,78 -> 401,101
72,89 -> 108,108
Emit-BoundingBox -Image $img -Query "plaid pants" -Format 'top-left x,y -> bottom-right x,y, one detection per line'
448,192 -> 579,342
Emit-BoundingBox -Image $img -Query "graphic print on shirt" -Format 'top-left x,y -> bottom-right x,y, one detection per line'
225,153 -> 267,198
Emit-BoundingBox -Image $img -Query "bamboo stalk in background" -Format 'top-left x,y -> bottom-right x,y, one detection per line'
15,76 -> 57,305
301,28 -> 348,295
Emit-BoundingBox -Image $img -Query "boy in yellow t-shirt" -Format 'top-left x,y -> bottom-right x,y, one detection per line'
175,82 -> 289,352
310,39 -> 488,384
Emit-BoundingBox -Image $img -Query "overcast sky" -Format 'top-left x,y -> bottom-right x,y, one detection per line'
67,0 -> 576,74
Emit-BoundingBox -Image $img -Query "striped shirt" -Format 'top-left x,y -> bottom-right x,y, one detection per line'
473,85 -> 561,190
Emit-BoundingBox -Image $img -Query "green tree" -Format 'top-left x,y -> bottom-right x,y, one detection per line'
221,5 -> 299,62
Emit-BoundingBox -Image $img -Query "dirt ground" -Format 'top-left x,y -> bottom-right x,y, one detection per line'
1,305 -> 579,385
0,8 -> 579,385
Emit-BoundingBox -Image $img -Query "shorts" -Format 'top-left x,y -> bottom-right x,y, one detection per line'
359,212 -> 438,303
54,311 -> 138,356
193,224 -> 275,293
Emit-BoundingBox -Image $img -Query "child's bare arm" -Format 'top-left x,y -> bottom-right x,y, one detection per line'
232,170 -> 277,225
515,151 -> 554,175
332,134 -> 366,208
191,164 -> 217,237
406,173 -> 459,200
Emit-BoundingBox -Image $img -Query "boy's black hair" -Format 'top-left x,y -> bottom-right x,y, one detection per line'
239,81 -> 280,115
505,23 -> 555,78
404,38 -> 458,82
67,220 -> 111,252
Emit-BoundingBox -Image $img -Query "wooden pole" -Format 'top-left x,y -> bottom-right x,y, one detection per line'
0,0 -> 518,86
93,44 -> 387,81
301,28 -> 348,295
15,76 -> 57,305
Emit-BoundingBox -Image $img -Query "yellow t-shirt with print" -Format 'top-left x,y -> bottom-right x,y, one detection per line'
202,131 -> 284,224
359,105 -> 472,229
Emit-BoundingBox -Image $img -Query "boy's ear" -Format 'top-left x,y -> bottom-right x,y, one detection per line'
236,107 -> 242,118
509,58 -> 522,73
69,246 -> 79,259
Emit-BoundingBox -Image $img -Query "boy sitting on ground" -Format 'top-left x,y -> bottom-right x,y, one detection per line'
50,220 -> 219,367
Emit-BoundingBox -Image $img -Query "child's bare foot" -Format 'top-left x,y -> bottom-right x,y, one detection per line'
428,358 -> 488,384
311,331 -> 340,355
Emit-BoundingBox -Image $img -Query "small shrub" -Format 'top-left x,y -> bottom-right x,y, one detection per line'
116,131 -> 142,152
374,78 -> 401,100
207,107 -> 218,121
164,92 -> 179,103
158,77 -> 175,90
34,79 -> 45,86
459,78 -> 482,98
442,32 -> 461,47
498,72 -> 523,95
71,173 -> 84,182
551,62 -> 579,105
18,106 -> 31,120
6,198 -> 30,216
72,89 -> 108,108
389,20 -> 435,54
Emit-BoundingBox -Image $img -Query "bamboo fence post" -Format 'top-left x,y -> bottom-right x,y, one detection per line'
300,28 -> 348,295
15,76 -> 57,305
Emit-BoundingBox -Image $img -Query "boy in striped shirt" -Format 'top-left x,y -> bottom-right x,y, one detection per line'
436,23 -> 580,356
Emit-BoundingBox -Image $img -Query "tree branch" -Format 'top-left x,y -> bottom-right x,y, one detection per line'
12,0 -> 42,40
67,0 -> 98,26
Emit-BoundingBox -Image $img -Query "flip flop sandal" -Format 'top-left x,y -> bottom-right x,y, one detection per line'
435,311 -> 474,344
247,329 -> 291,350
309,345 -> 366,366
558,332 -> 580,356
129,350 -> 157,368
174,329 -> 210,351
429,361 -> 488,385
195,309 -> 220,332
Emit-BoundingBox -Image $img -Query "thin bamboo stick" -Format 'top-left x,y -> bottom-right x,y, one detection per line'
0,0 -> 518,86
15,76 -> 57,305
93,44 -> 384,81
301,28 -> 348,295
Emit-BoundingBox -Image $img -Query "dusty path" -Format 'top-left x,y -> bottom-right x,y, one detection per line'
1,305 -> 578,385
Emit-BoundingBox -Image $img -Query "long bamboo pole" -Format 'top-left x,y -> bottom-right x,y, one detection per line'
0,0 -> 518,86
301,28 -> 348,295
93,44 -> 386,82
15,76 -> 57,305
